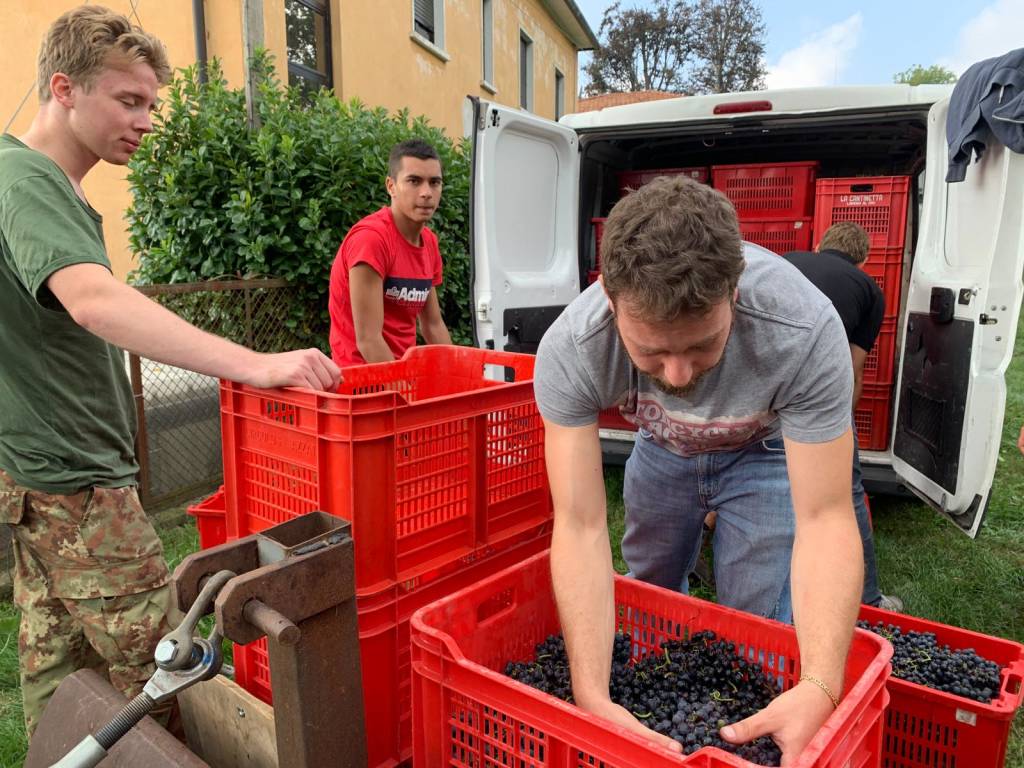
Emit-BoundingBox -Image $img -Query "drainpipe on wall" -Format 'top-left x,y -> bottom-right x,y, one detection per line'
191,0 -> 208,84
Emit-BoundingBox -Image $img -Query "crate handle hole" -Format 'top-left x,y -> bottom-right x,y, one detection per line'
476,587 -> 516,626
849,183 -> 875,193
1003,670 -> 1022,696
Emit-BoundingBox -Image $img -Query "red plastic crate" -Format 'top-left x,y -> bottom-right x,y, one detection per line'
855,381 -> 895,451
235,530 -> 551,768
220,345 -> 551,596
863,246 -> 905,320
186,485 -> 227,550
411,550 -> 892,768
814,177 -> 910,251
859,605 -> 1024,768
740,217 -> 813,254
617,166 -> 709,195
592,216 -> 606,274
863,318 -> 898,386
712,161 -> 819,218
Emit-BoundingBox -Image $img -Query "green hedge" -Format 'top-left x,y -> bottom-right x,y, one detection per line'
127,53 -> 473,349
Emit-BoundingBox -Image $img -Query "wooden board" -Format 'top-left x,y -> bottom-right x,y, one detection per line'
179,674 -> 277,768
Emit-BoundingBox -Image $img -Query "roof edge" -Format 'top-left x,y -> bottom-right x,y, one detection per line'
541,0 -> 600,50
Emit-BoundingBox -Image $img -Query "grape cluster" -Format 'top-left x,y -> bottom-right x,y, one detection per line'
858,620 -> 1003,703
505,630 -> 782,766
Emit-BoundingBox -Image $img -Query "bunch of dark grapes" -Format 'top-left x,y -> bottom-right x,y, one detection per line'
858,620 -> 1003,703
505,630 -> 782,766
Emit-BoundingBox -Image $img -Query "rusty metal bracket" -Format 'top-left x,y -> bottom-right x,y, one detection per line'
170,511 -> 366,768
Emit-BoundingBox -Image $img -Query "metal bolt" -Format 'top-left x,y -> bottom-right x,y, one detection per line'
154,640 -> 177,665
1001,305 -> 1007,311
237,707 -> 246,718
996,336 -> 1002,341
991,305 -> 997,311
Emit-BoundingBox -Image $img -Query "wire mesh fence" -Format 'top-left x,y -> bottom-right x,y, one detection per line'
130,278 -> 317,509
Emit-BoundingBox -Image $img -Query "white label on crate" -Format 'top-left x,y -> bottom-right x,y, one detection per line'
955,708 -> 977,726
838,193 -> 885,206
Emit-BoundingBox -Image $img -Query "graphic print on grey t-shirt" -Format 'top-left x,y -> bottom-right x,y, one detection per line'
533,244 -> 854,457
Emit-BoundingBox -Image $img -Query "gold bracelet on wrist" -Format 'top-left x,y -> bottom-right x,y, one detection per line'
799,673 -> 840,709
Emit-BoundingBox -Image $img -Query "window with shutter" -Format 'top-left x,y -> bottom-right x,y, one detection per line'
414,0 -> 435,42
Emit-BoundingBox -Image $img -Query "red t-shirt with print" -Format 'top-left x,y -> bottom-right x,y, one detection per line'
329,207 -> 443,366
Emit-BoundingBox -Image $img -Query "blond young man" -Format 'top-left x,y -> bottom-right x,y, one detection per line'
535,176 -> 862,761
0,6 -> 340,737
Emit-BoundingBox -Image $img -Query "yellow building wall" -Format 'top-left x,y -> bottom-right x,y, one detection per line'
1,1 -> 582,280
334,0 -> 578,136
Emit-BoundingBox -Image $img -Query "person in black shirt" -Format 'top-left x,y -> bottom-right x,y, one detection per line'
784,222 -> 902,611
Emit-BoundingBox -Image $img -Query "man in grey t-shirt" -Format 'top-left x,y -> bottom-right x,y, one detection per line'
535,176 -> 863,762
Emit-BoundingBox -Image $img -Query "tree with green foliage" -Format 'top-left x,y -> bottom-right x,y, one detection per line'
126,52 -> 473,350
894,64 -> 958,85
582,0 -> 766,96
583,0 -> 695,94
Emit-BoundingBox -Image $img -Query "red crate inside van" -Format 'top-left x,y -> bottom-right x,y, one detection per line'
221,345 -> 551,596
712,161 -> 819,219
855,381 -> 895,451
617,166 -> 709,195
740,217 -> 813,254
863,246 -> 904,321
412,550 -> 892,768
235,530 -> 551,768
591,216 -> 606,275
859,604 -> 1024,768
813,176 -> 910,251
863,318 -> 897,386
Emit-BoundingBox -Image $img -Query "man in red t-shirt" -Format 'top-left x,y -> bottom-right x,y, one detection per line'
329,139 -> 452,365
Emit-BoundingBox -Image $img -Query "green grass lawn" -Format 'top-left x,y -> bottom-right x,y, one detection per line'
2,321 -> 1023,766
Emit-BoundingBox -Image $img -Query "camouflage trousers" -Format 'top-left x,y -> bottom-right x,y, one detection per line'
0,469 -> 171,739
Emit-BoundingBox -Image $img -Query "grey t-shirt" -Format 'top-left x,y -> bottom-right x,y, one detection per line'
534,244 -> 853,456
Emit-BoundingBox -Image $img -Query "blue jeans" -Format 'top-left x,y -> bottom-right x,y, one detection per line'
853,433 -> 882,606
622,431 -> 878,621
622,433 -> 795,623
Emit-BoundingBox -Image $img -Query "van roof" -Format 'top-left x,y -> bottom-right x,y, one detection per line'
562,84 -> 956,130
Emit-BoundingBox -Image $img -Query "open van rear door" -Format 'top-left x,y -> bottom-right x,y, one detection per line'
468,98 -> 580,353
892,97 -> 1024,537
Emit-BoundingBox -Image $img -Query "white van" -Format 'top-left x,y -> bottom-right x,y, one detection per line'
466,85 -> 1024,538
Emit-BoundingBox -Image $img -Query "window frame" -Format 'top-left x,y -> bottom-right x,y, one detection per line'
481,0 -> 494,89
519,30 -> 534,111
285,0 -> 334,92
555,68 -> 565,120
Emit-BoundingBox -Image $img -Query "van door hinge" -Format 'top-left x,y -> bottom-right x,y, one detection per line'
490,110 -> 500,127
476,300 -> 491,321
979,313 -> 998,325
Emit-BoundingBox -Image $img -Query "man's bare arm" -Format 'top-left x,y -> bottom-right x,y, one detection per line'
418,287 -> 451,345
349,264 -> 395,363
722,430 -> 861,762
546,419 -> 682,753
850,344 -> 868,409
48,263 -> 339,390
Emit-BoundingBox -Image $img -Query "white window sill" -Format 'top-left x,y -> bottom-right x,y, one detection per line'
410,32 -> 450,62
480,80 -> 497,95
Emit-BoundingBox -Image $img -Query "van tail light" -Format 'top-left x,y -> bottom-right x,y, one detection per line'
713,100 -> 773,114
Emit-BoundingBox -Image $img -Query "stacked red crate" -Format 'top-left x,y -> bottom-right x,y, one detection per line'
814,177 -> 910,450
217,345 -> 553,767
712,161 -> 819,254
616,166 -> 709,195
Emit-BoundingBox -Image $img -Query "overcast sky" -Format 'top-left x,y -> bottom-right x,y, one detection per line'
571,0 -> 1024,89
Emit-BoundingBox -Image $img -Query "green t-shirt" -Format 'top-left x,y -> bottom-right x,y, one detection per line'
0,134 -> 137,493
